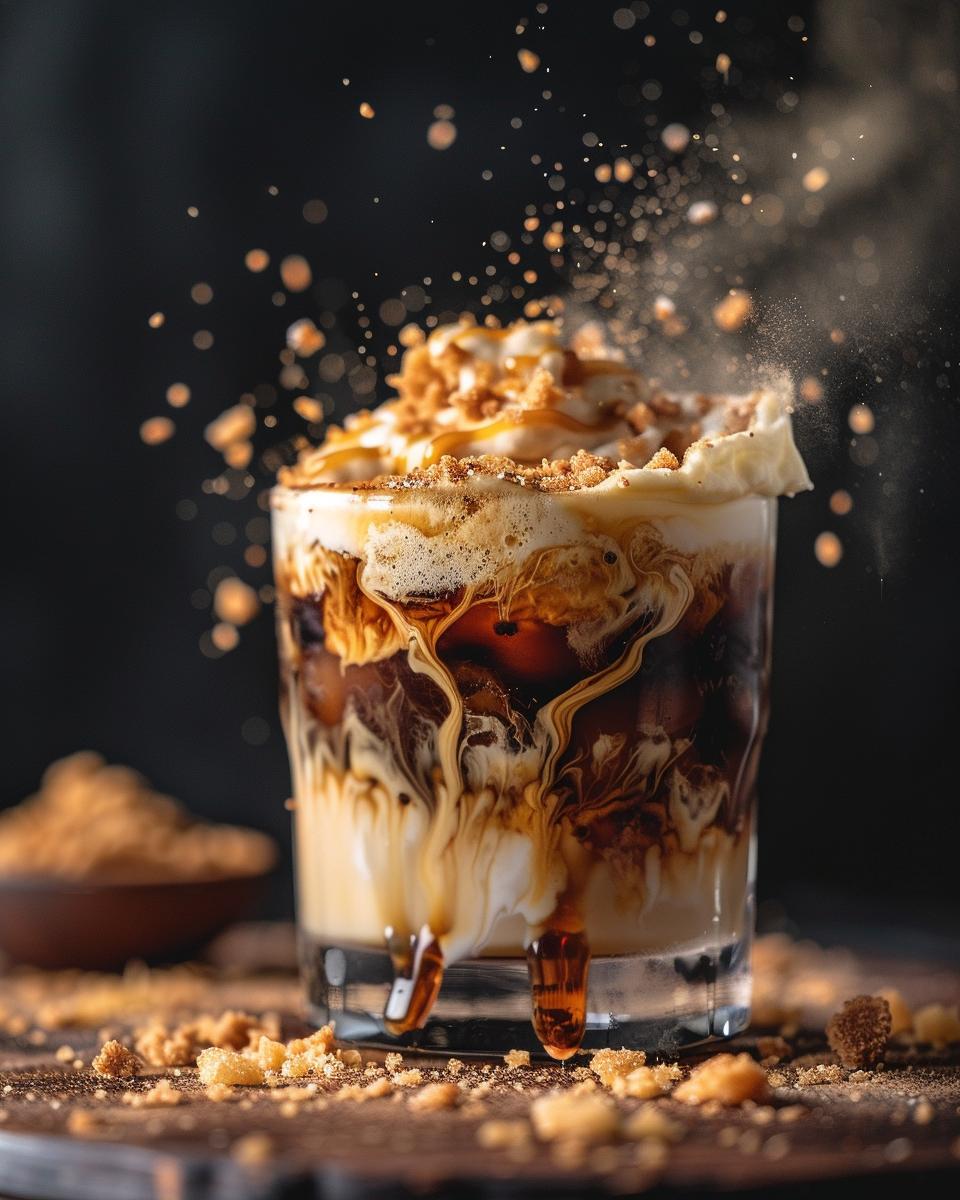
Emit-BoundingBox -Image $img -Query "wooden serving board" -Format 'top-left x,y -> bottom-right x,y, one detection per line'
0,927 -> 958,1199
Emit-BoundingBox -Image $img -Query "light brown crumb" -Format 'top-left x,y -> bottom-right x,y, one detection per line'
55,1044 -> 76,1063
611,1063 -> 681,1100
826,995 -> 892,1068
196,1048 -> 265,1087
795,1064 -> 843,1087
530,1090 -> 619,1144
755,1036 -> 791,1064
135,1011 -> 282,1067
877,989 -> 913,1038
673,1054 -> 769,1106
588,1047 -> 647,1087
912,1004 -> 960,1048
503,1049 -> 531,1070
392,1069 -> 424,1087
408,1082 -> 461,1112
252,1036 -> 286,1073
477,1119 -> 531,1150
230,1132 -> 274,1165
913,1099 -> 935,1125
622,1106 -> 683,1143
205,1083 -> 236,1103
446,1058 -> 465,1076
384,1052 -> 404,1072
66,1111 -> 98,1137
91,1040 -> 141,1079
122,1079 -> 183,1108
643,447 -> 680,470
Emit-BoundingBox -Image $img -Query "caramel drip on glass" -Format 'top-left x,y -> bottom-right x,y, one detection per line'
526,928 -> 591,1060
383,923 -> 445,1035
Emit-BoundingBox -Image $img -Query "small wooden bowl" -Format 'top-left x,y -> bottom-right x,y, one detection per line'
0,874 -> 269,970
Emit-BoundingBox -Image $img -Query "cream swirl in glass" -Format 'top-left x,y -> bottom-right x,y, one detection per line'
272,319 -> 810,1058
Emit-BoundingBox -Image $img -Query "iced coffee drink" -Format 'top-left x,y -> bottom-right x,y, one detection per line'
272,320 -> 810,1057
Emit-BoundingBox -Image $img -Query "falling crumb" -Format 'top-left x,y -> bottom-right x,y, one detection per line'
688,200 -> 719,226
814,531 -> 843,567
166,383 -> 191,408
122,1078 -> 183,1108
477,1119 -> 531,1150
504,1049 -> 531,1070
286,318 -> 326,357
408,1082 -> 460,1112
196,1048 -> 265,1087
140,416 -> 175,446
303,199 -> 328,224
661,123 -> 691,154
213,578 -> 260,626
192,330 -> 214,351
245,249 -> 270,273
715,52 -> 732,81
673,1054 -> 769,1106
359,101 -> 375,119
187,206 -> 199,218
230,1132 -> 274,1165
800,376 -> 824,404
588,1047 -> 647,1087
796,1064 -> 844,1086
848,403 -> 875,434
147,312 -> 165,329
205,404 -> 256,453
713,289 -> 753,332
829,490 -> 853,516
530,1090 -> 619,1144
517,48 -> 540,73
427,120 -> 457,150
55,1045 -> 76,1063
190,282 -> 213,305
92,1040 -> 141,1079
280,255 -> 312,293
803,166 -> 831,192
293,396 -> 325,423
912,1004 -> 960,1047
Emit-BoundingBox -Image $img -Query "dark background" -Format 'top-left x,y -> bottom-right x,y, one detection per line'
1,0 -> 958,943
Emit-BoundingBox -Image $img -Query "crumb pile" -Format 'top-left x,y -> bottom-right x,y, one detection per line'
0,752 -> 276,883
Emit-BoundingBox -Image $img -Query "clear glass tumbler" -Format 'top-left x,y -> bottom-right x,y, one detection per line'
272,480 -> 775,1058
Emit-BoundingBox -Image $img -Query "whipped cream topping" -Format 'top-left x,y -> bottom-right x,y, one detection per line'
279,318 -> 812,502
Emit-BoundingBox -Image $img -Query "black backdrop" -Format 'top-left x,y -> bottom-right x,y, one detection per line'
1,0 -> 958,938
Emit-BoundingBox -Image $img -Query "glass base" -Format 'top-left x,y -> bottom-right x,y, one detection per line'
300,931 -> 752,1058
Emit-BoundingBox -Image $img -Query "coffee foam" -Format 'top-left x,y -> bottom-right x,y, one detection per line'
273,483 -> 774,605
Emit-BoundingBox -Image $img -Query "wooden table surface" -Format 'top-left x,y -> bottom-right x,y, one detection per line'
1,925 -> 958,1199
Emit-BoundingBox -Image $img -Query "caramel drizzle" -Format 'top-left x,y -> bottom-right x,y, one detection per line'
418,409 -> 622,468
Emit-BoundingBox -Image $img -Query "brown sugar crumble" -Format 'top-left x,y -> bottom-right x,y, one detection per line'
0,752 -> 275,884
91,1040 -> 141,1079
503,1049 -> 531,1070
826,995 -> 892,1068
588,1047 -> 647,1087
912,1004 -> 960,1048
673,1054 -> 769,1106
